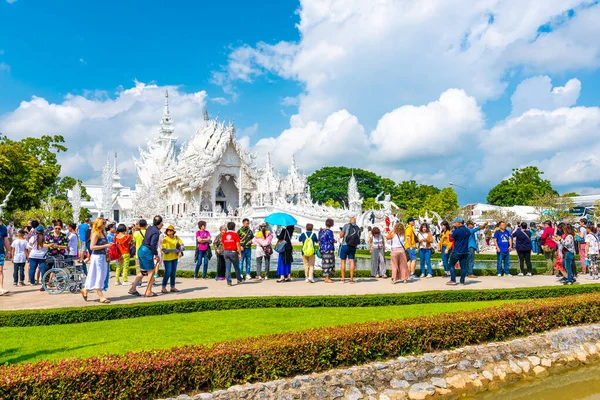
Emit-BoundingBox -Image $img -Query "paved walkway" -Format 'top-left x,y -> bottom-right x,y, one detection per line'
0,261 -> 595,311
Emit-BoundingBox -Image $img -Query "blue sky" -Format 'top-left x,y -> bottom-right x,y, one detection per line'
1,0 -> 600,205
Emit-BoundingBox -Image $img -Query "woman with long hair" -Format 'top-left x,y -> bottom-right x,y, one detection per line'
252,223 -> 273,280
438,221 -> 451,276
417,223 -> 434,278
276,225 -> 295,283
554,223 -> 575,285
369,227 -> 386,278
386,223 -> 410,283
81,219 -> 113,303
27,225 -> 47,290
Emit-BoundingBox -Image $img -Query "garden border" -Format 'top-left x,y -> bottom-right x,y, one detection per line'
0,284 -> 598,327
3,293 -> 600,399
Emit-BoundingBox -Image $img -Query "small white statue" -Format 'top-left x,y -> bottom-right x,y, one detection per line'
375,192 -> 399,216
0,188 -> 13,216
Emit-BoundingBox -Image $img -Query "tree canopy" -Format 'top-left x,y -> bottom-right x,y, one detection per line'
0,134 -> 89,221
486,166 -> 557,207
307,167 -> 459,220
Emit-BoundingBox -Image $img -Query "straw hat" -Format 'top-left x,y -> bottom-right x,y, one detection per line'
165,225 -> 176,234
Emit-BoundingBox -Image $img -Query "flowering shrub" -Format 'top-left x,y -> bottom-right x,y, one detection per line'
0,284 -> 598,328
2,292 -> 600,399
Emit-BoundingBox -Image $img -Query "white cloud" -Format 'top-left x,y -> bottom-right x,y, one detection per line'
0,81 -> 207,184
238,123 -> 259,137
370,89 -> 484,162
209,97 -> 229,105
0,62 -> 9,72
510,76 -> 581,117
253,109 -> 369,171
281,96 -> 299,107
216,0 -> 598,124
6,0 -> 17,4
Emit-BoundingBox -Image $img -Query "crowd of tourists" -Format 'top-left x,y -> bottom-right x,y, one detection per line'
0,212 -> 596,300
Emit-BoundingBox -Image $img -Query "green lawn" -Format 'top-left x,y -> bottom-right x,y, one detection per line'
0,300 -> 520,365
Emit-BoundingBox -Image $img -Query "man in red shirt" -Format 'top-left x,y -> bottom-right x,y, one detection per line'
223,222 -> 243,286
540,220 -> 557,274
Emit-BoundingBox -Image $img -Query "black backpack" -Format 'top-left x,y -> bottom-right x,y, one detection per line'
346,224 -> 361,247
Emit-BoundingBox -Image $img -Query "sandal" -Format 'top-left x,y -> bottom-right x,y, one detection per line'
99,299 -> 111,304
144,292 -> 157,298
170,288 -> 180,293
128,290 -> 141,297
276,279 -> 284,283
161,288 -> 168,294
80,290 -> 88,302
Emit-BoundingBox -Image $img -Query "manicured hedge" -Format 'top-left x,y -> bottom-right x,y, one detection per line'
1,284 -> 598,328
2,293 -> 600,399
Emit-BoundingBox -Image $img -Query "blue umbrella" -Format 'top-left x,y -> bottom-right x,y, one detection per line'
265,212 -> 298,227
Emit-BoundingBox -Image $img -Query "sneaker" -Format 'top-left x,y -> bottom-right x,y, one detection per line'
18,282 -> 25,287
446,281 -> 458,286
0,289 -> 9,296
518,273 -> 524,276
245,275 -> 251,281
507,274 -> 513,277
426,274 -> 433,278
305,278 -> 310,283
122,282 -> 131,286
308,278 -> 315,283
115,281 -> 122,286
497,274 -> 502,277
526,273 -> 532,277
13,282 -> 18,286
264,276 -> 269,280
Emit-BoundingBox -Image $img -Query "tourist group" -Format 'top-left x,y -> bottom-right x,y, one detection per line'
0,213 -> 596,300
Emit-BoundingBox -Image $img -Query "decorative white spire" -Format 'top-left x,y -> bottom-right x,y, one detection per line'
203,107 -> 210,121
71,182 -> 81,223
347,170 -> 362,214
159,89 -> 174,136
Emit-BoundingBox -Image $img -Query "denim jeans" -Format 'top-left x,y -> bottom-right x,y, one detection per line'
467,247 -> 476,275
194,250 -> 209,278
162,259 -> 178,288
224,250 -> 242,285
240,247 -> 252,277
441,246 -> 449,272
497,251 -> 511,275
419,248 -> 432,276
449,252 -> 468,283
29,258 -> 45,284
13,262 -> 25,284
563,251 -> 574,282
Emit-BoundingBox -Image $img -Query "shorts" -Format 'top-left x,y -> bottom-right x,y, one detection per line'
339,245 -> 357,260
0,253 -> 4,266
407,248 -> 417,261
137,245 -> 155,271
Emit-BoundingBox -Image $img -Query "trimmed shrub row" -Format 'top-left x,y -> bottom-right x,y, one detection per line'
2,293 -> 600,399
0,284 -> 598,328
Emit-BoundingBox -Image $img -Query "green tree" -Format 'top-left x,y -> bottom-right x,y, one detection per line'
421,187 -> 460,218
562,192 -> 580,197
0,134 -> 67,213
324,198 -> 341,208
531,193 -> 575,222
486,166 -> 557,207
362,197 -> 382,211
12,198 -> 73,227
308,167 -> 382,205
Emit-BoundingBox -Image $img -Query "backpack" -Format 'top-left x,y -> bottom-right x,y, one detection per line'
345,224 -> 361,247
302,232 -> 316,257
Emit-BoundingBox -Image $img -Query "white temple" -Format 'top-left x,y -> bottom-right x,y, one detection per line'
75,90 -> 366,237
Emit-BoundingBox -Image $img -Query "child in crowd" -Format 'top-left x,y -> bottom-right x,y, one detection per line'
11,229 -> 28,286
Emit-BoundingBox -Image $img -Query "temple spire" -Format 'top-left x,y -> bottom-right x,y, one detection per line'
159,89 -> 174,136
113,152 -> 118,174
203,107 -> 210,121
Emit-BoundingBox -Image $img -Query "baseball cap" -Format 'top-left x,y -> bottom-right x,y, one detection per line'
407,217 -> 415,223
35,225 -> 45,233
454,217 -> 464,223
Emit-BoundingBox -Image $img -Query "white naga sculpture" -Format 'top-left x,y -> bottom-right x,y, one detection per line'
0,188 -> 13,216
375,192 -> 399,216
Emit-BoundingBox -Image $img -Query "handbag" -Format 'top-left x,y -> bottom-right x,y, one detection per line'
206,244 -> 213,260
316,248 -> 322,259
274,230 -> 290,253
107,236 -> 121,261
262,244 -> 273,257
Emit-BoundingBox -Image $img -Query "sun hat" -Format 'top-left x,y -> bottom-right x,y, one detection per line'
165,225 -> 176,234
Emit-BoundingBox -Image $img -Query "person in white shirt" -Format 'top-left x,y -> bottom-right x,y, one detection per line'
11,229 -> 28,286
67,223 -> 79,258
585,225 -> 599,280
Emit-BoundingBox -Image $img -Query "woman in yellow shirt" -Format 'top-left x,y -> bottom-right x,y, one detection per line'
438,221 -> 452,276
161,225 -> 184,293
